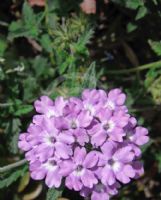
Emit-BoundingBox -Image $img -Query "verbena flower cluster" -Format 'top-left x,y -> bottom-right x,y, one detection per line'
18,88 -> 149,200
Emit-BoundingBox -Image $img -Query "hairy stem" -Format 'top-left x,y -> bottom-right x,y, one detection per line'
0,159 -> 27,173
107,60 -> 161,74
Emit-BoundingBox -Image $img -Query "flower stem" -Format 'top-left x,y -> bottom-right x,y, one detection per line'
107,60 -> 161,74
0,103 -> 13,107
0,159 -> 27,173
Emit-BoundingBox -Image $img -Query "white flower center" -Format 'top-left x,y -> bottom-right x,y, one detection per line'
84,103 -> 95,115
46,109 -> 56,118
103,120 -> 115,132
73,165 -> 85,176
44,135 -> 55,146
126,132 -> 134,141
108,159 -> 121,172
112,161 -> 121,172
105,100 -> 115,111
44,160 -> 57,171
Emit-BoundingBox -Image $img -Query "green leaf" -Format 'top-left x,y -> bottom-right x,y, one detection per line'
32,56 -> 49,77
8,2 -> 38,40
82,62 -> 97,89
0,165 -> 28,189
23,77 -> 38,100
14,105 -> 33,116
22,2 -> 36,26
5,118 -> 21,154
77,28 -> 94,47
40,34 -> 53,53
156,152 -> 161,172
59,55 -> 75,74
148,40 -> 161,56
0,37 -> 7,56
135,6 -> 148,20
126,0 -> 143,9
46,188 -> 63,200
111,0 -> 144,10
0,67 -> 5,80
127,22 -> 137,33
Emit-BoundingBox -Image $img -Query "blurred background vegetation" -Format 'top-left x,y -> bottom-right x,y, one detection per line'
0,0 -> 161,200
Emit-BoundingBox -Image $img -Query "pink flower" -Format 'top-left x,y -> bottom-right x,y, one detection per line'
28,0 -> 45,7
80,0 -> 96,14
60,147 -> 99,191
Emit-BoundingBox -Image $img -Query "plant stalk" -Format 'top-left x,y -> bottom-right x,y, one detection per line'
0,159 -> 27,173
107,60 -> 161,74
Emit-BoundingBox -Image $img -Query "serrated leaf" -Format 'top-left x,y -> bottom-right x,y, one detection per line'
135,6 -> 148,20
8,2 -> 38,40
46,188 -> 63,200
0,165 -> 28,189
14,105 -> 33,116
148,40 -> 161,56
23,2 -> 36,26
82,62 -> 97,89
77,28 -> 94,47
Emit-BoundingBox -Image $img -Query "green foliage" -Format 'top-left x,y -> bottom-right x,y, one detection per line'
8,2 -> 41,40
82,62 -> 97,89
5,118 -> 21,154
46,188 -> 63,200
149,40 -> 161,56
0,0 -> 161,199
0,165 -> 28,189
156,153 -> 161,172
0,37 -> 7,57
112,0 -> 144,9
125,0 -> 144,10
127,22 -> 137,33
135,6 -> 148,20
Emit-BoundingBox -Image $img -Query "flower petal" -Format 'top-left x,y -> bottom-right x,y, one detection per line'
74,147 -> 86,165
45,169 -> 62,188
83,151 -> 98,168
81,169 -> 98,188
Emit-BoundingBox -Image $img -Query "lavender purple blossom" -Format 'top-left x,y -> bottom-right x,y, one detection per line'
18,88 -> 149,199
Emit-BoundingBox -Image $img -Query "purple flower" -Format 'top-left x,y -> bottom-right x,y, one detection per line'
64,97 -> 83,115
80,183 -> 119,200
82,89 -> 107,116
123,117 -> 149,157
30,157 -> 62,188
60,147 -> 98,191
99,142 -> 135,185
18,88 -> 149,199
91,183 -> 119,200
33,117 -> 74,161
54,110 -> 92,146
34,96 -> 67,118
89,110 -> 129,147
18,133 -> 31,151
103,88 -> 127,112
